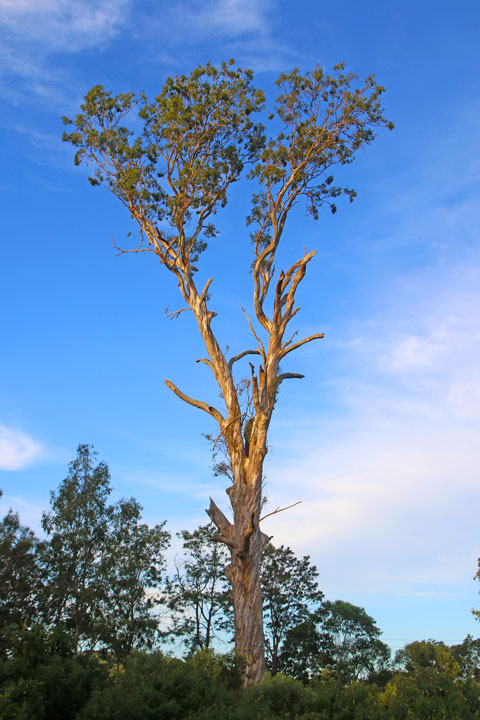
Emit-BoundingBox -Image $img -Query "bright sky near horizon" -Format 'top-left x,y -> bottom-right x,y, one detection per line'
1,0 -> 480,653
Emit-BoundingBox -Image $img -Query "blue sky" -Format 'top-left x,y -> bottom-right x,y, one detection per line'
1,0 -> 480,653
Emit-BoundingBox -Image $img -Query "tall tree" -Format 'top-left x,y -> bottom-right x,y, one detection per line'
166,523 -> 231,653
63,61 -> 392,683
261,543 -> 323,675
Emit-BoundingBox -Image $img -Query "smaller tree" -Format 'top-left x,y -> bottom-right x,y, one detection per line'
277,617 -> 324,683
261,543 -> 324,675
42,445 -> 113,651
98,498 -> 170,661
165,523 -> 231,654
319,600 -> 390,683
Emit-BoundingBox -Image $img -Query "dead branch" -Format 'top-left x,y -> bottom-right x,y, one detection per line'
164,379 -> 225,425
240,306 -> 266,360
228,349 -> 261,371
195,357 -> 214,370
206,497 -> 234,538
260,500 -> 302,522
199,277 -> 213,304
165,305 -> 191,320
277,372 -> 305,382
112,235 -> 154,256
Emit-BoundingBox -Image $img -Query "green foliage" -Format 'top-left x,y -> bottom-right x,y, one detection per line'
277,617 -> 324,683
62,60 -> 265,269
63,60 -> 392,278
78,650 -> 241,720
0,492 -> 47,658
42,444 -> 113,650
96,497 -> 170,661
165,523 -> 231,653
247,62 -> 393,252
41,444 -> 170,658
395,640 -> 459,676
451,635 -> 480,680
319,600 -> 391,683
0,624 -> 106,720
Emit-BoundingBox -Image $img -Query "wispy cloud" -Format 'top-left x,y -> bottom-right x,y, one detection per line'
0,424 -> 43,470
0,0 -> 132,105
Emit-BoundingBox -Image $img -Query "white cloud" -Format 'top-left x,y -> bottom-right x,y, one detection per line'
0,424 -> 43,470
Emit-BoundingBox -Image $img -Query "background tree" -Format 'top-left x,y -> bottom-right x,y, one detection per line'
395,640 -> 459,677
63,60 -> 392,683
97,498 -> 170,661
42,444 -> 170,657
276,617 -> 324,683
450,635 -> 480,680
165,523 -> 231,654
261,543 -> 323,675
0,492 -> 47,658
319,599 -> 391,683
42,445 -> 113,652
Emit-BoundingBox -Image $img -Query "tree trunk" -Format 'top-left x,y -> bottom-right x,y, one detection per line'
208,456 -> 269,686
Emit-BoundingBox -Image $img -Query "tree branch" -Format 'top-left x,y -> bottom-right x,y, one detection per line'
280,333 -> 324,358
199,277 -> 213,304
277,372 -> 305,383
165,305 -> 191,320
164,379 -> 225,425
227,349 -> 261,371
260,501 -> 302,522
206,498 -> 235,542
240,306 -> 266,360
195,357 -> 214,370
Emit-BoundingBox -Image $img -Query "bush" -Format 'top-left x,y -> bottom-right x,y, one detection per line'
79,650 -> 241,720
0,625 -> 106,720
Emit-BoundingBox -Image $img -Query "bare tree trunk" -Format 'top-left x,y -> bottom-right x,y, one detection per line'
208,456 -> 269,685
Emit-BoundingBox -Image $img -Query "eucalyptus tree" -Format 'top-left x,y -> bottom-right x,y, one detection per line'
62,60 -> 392,683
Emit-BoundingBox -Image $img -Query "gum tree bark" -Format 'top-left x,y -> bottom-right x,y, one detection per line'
62,60 -> 392,684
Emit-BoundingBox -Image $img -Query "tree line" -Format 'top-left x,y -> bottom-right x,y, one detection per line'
1,444 -> 391,681
2,445 -> 480,720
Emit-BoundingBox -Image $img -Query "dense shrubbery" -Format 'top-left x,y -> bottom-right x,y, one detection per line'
1,636 -> 480,720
